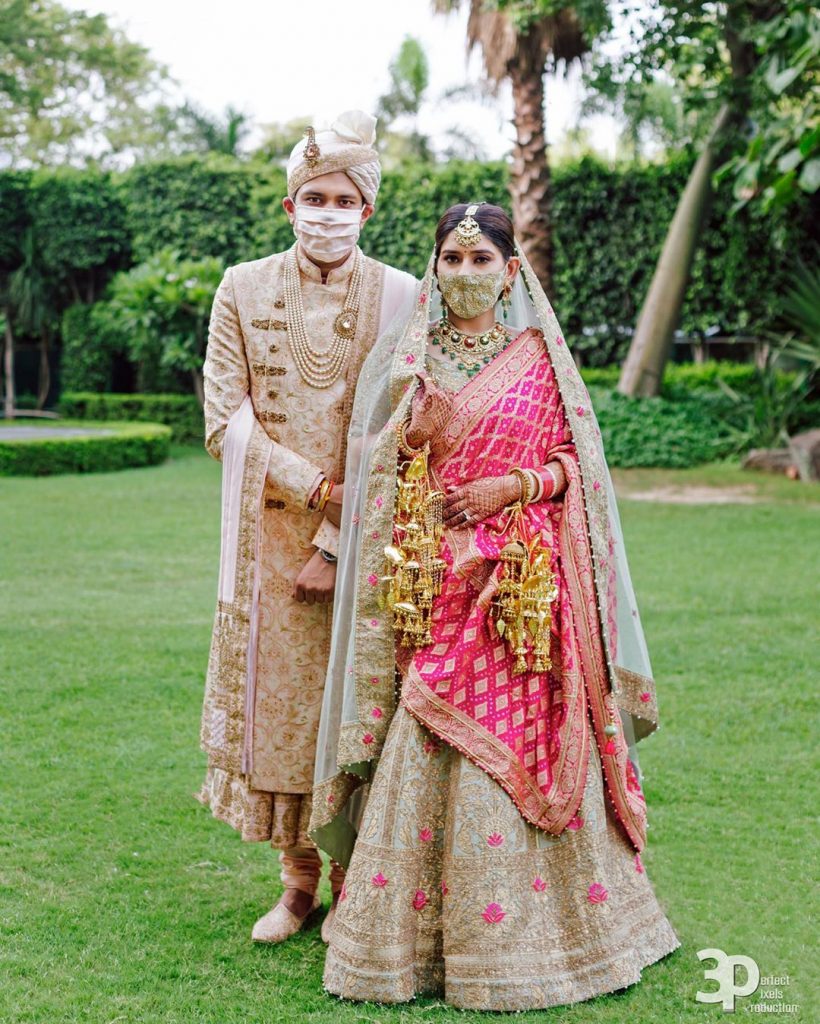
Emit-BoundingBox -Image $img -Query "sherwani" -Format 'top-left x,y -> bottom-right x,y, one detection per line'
196,244 -> 417,848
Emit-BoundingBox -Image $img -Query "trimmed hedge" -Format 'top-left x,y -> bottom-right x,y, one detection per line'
57,393 -> 203,444
0,420 -> 172,476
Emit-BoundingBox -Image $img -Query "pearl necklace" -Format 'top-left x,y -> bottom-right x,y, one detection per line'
283,245 -> 364,389
431,316 -> 510,376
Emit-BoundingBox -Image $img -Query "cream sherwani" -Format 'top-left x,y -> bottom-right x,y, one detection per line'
196,244 -> 416,848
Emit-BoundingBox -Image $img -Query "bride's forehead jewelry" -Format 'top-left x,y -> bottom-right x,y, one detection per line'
303,126 -> 321,168
454,203 -> 483,248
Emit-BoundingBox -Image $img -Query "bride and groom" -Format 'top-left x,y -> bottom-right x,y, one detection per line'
196,108 -> 679,1012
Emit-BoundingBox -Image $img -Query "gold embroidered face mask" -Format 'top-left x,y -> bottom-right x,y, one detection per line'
437,268 -> 507,320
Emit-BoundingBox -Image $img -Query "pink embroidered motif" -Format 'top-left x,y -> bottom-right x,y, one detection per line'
422,739 -> 440,755
367,573 -> 379,586
556,335 -> 564,345
362,733 -> 375,745
593,480 -> 601,491
532,877 -> 548,892
371,872 -> 388,888
441,880 -> 449,896
375,495 -> 384,509
371,707 -> 383,719
482,902 -> 506,923
566,814 -> 584,831
406,354 -> 415,365
370,676 -> 380,685
576,405 -> 585,416
587,883 -> 608,903
487,832 -> 505,848
634,853 -> 645,873
412,889 -> 428,910
419,292 -> 428,304
339,882 -> 348,901
327,793 -> 335,804
352,513 -> 360,525
376,463 -> 384,472
640,691 -> 651,702
418,827 -> 433,843
604,738 -> 617,755
369,618 -> 379,628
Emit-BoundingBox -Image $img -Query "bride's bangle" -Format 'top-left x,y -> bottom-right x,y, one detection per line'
510,466 -> 534,506
397,419 -> 424,458
541,465 -> 558,499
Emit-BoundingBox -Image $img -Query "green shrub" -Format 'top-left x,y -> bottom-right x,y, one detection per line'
58,392 -> 203,443
589,386 -> 738,468
0,420 -> 171,476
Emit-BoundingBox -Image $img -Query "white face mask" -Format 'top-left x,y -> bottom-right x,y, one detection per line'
292,204 -> 363,262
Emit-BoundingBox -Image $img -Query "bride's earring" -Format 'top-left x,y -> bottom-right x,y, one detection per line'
501,282 -> 512,321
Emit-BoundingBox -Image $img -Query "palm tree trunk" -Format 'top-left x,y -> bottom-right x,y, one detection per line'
37,327 -> 51,410
3,310 -> 15,419
509,50 -> 553,291
617,103 -> 732,397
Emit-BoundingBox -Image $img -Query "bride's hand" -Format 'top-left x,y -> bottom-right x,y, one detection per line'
442,474 -> 522,528
405,372 -> 454,449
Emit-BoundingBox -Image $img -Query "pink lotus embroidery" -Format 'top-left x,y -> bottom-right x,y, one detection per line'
576,405 -> 586,416
418,827 -> 433,843
419,292 -> 428,305
371,872 -> 388,888
593,480 -> 601,491
369,618 -> 379,628
566,815 -> 584,831
412,889 -> 428,910
376,463 -> 384,472
371,531 -> 380,540
556,334 -> 564,345
339,882 -> 347,901
640,691 -> 651,702
327,793 -> 335,804
406,354 -> 415,365
532,877 -> 548,892
367,573 -> 379,586
482,902 -> 506,923
487,832 -> 505,847
362,732 -> 375,745
375,495 -> 384,509
634,853 -> 645,873
441,880 -> 449,896
371,707 -> 383,719
370,676 -> 380,685
587,883 -> 608,904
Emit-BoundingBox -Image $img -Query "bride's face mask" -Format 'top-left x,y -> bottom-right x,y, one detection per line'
292,204 -> 363,262
437,266 -> 508,319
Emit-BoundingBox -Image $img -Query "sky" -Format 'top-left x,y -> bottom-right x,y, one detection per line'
63,0 -> 627,160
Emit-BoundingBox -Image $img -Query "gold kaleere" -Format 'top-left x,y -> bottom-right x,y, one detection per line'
383,439 -> 445,649
489,503 -> 559,675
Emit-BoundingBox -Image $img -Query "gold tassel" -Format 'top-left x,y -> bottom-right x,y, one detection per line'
384,440 -> 445,650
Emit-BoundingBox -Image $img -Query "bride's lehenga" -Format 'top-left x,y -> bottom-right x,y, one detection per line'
322,334 -> 680,1011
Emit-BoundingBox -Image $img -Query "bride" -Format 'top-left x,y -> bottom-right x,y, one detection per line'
308,202 -> 680,1011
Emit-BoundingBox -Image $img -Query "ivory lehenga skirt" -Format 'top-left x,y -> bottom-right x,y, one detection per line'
323,704 -> 681,1011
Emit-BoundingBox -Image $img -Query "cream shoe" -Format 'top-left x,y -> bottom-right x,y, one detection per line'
251,894 -> 321,943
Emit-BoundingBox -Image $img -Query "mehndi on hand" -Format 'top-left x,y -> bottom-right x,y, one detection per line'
405,372 -> 454,451
443,474 -> 522,528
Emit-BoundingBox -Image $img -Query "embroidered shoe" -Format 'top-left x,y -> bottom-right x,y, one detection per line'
251,894 -> 321,943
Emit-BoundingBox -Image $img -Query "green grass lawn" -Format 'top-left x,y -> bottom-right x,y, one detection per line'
1,447 -> 817,1024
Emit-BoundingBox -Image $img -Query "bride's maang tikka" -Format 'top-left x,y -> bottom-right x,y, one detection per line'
454,203 -> 483,247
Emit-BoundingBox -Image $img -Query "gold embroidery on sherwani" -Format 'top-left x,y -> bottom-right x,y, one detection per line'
197,248 -> 386,847
324,707 -> 679,1010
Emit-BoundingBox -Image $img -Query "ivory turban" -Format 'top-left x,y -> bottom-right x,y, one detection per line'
286,110 -> 381,205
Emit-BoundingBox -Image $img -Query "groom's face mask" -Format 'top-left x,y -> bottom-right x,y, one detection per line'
437,267 -> 508,319
292,205 -> 363,262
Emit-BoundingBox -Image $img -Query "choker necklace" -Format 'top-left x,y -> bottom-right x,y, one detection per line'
431,316 -> 509,375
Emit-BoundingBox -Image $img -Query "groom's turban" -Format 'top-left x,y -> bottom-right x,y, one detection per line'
286,110 -> 382,205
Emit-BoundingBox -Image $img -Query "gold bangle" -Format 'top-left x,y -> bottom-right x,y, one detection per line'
398,419 -> 423,458
510,466 -> 533,506
317,478 -> 335,513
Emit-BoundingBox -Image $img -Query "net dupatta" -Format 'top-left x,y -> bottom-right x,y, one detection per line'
309,243 -> 660,868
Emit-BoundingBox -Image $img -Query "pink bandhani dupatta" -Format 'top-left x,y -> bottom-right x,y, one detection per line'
401,327 -> 648,845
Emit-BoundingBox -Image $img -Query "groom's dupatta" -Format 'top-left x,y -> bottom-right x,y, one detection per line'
310,245 -> 661,867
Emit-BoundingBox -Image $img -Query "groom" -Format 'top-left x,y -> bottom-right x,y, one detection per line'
195,110 -> 416,944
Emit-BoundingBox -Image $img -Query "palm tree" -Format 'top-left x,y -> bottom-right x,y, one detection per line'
432,1 -> 602,289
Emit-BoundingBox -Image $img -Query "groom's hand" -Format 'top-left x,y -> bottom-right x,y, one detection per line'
293,549 -> 336,605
